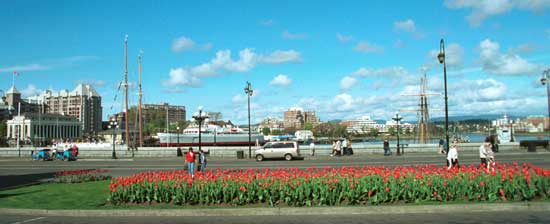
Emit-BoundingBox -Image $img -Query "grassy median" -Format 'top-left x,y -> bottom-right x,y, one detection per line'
0,181 -> 110,209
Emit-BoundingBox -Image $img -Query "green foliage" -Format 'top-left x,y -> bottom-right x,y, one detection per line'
388,127 -> 396,136
368,128 -> 379,137
262,127 -> 271,135
313,122 -> 347,138
303,123 -> 313,131
271,129 -> 282,135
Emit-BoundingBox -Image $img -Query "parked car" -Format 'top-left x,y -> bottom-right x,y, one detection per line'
255,141 -> 302,161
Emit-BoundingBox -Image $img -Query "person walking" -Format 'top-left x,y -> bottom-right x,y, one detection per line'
479,137 -> 491,168
330,140 -> 336,157
185,147 -> 196,178
342,138 -> 348,156
383,139 -> 390,156
310,142 -> 315,157
346,138 -> 353,155
336,139 -> 342,156
447,140 -> 459,170
438,138 -> 445,154
486,146 -> 496,172
198,148 -> 207,172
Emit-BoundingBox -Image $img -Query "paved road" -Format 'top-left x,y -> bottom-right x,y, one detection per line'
2,211 -> 550,224
1,150 -> 549,189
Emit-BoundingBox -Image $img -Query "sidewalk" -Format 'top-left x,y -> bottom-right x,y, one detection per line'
1,202 -> 549,217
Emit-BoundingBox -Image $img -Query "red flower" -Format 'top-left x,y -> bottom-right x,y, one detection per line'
385,187 -> 390,193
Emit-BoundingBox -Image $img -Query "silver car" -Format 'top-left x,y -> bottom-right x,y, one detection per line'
255,141 -> 302,161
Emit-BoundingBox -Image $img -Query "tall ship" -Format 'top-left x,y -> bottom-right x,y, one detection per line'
158,121 -> 265,147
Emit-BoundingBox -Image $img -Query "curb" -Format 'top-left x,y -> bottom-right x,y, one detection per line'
78,159 -> 134,162
1,202 -> 549,217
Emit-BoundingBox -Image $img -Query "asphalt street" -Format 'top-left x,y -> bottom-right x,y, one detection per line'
1,150 -> 549,189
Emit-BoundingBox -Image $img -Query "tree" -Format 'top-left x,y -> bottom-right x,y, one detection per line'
271,129 -> 282,135
303,122 -> 313,131
262,127 -> 271,135
284,127 -> 297,135
369,128 -> 379,137
388,127 -> 396,136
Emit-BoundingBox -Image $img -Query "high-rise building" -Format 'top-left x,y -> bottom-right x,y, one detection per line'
141,103 -> 186,124
283,107 -> 320,129
26,84 -> 102,135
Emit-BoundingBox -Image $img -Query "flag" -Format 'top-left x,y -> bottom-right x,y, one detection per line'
13,71 -> 19,76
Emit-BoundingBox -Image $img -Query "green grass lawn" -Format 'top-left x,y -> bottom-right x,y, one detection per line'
0,181 -> 110,209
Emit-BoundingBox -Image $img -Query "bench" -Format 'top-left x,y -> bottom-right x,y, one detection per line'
519,140 -> 549,152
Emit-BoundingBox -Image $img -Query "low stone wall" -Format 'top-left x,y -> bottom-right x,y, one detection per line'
0,142 -> 531,159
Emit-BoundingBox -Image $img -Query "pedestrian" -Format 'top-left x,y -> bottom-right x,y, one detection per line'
447,140 -> 459,170
185,147 -> 196,178
486,146 -> 496,172
346,138 -> 353,155
310,142 -> 315,157
330,140 -> 336,157
438,138 -> 445,154
336,139 -> 342,156
198,148 -> 207,172
342,138 -> 348,155
383,139 -> 390,156
479,137 -> 491,168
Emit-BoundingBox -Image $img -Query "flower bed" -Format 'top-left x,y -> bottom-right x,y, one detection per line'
108,163 -> 550,206
55,169 -> 111,183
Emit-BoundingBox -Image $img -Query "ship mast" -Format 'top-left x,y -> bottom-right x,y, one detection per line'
124,34 -> 130,151
138,50 -> 143,147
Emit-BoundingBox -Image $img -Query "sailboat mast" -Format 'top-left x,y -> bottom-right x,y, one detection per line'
138,50 -> 143,147
124,34 -> 130,149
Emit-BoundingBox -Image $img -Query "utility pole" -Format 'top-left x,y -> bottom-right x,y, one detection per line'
124,34 -> 131,155
17,102 -> 21,157
138,50 -> 143,147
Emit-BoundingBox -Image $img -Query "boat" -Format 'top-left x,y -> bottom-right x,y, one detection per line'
494,115 -> 513,143
158,122 -> 265,147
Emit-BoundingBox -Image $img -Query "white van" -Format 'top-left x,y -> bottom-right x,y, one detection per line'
255,141 -> 302,161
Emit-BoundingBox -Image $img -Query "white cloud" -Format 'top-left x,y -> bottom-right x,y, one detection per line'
75,79 -> 106,87
165,48 -> 301,89
282,30 -> 307,39
394,19 -> 416,32
232,94 -> 247,104
428,43 -> 464,68
202,43 -> 213,51
21,84 -> 42,97
270,74 -> 292,87
171,36 -> 195,52
0,56 -> 99,72
353,41 -> 383,53
394,39 -> 406,48
453,78 -> 508,102
351,66 -> 411,78
340,76 -> 358,91
508,43 -> 536,54
478,39 -> 540,76
258,50 -> 302,64
260,19 -> 274,26
336,33 -> 354,43
444,0 -> 550,26
163,68 -> 201,87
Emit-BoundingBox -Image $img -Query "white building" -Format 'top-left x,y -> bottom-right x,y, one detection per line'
6,113 -> 82,144
345,116 -> 382,134
384,120 -> 415,133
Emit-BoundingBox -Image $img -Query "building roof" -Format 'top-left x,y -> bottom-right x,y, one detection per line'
71,84 -> 100,97
6,86 -> 20,95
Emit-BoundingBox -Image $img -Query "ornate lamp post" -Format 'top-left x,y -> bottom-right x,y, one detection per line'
438,38 -> 450,154
108,118 -> 119,159
541,69 -> 550,131
244,81 -> 253,159
392,113 -> 403,156
192,106 -> 208,153
176,126 -> 180,147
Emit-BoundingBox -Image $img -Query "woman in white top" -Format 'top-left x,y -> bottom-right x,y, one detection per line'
447,140 -> 459,170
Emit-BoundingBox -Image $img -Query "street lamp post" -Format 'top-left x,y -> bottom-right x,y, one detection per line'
244,81 -> 253,159
192,106 -> 208,153
176,126 -> 180,147
108,119 -> 119,159
438,38 -> 450,154
392,113 -> 403,156
541,69 -> 550,131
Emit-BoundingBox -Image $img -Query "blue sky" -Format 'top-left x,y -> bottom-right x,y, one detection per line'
1,0 -> 550,124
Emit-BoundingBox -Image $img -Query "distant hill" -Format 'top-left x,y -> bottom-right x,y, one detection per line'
431,114 -> 523,122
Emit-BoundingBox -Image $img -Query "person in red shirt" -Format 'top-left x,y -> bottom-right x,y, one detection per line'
185,147 -> 196,177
